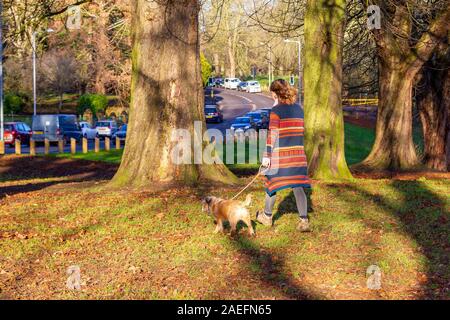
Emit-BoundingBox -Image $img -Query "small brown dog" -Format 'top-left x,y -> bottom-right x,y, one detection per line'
202,194 -> 255,236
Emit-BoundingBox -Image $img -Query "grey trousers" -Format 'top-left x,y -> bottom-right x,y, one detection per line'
264,187 -> 308,219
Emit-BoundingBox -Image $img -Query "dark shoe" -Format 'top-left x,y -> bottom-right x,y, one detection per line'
256,210 -> 273,226
297,218 -> 311,232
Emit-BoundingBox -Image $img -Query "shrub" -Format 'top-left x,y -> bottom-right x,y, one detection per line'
4,93 -> 26,114
77,94 -> 109,117
200,53 -> 212,87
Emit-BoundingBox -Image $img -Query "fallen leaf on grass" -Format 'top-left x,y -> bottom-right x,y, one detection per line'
156,212 -> 165,220
0,231 -> 33,240
15,232 -> 28,240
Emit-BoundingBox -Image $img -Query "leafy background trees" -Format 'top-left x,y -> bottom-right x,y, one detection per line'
77,93 -> 109,119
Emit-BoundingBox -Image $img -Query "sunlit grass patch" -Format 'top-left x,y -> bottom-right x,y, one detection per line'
0,164 -> 448,299
51,149 -> 124,164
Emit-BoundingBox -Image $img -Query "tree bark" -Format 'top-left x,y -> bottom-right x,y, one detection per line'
304,0 -> 352,179
417,43 -> 450,171
361,62 -> 418,169
112,0 -> 237,188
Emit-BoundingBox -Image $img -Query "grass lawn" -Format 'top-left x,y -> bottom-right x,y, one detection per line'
17,94 -> 120,116
344,122 -> 374,165
51,149 -> 124,164
0,156 -> 448,299
0,122 -> 448,300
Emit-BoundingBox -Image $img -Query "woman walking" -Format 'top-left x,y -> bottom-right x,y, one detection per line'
256,79 -> 311,232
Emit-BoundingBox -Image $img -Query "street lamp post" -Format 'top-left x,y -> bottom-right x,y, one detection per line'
284,39 -> 302,103
32,28 -> 54,116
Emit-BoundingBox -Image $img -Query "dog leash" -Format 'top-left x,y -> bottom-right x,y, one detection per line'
231,164 -> 268,200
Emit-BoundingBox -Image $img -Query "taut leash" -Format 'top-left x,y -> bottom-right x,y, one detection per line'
231,164 -> 268,200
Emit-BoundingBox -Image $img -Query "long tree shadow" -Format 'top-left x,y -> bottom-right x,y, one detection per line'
227,235 -> 324,299
194,186 -> 322,299
0,156 -> 118,199
338,181 -> 449,299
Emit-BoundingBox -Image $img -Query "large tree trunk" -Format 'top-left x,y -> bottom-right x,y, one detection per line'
358,2 -> 450,171
360,62 -> 419,170
417,43 -> 450,171
112,0 -> 236,188
304,0 -> 352,179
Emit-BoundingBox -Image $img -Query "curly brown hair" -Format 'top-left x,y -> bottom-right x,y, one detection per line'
270,79 -> 298,105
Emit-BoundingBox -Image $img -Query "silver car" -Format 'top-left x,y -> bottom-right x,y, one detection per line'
95,120 -> 118,138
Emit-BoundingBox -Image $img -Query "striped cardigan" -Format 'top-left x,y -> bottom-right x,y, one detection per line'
264,103 -> 311,196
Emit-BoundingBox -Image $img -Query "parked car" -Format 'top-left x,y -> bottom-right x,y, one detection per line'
215,78 -> 224,87
224,78 -> 241,90
260,108 -> 272,114
32,114 -> 82,143
204,105 -> 223,123
79,121 -> 98,140
245,112 -> 264,129
95,120 -> 118,138
113,124 -> 127,141
237,81 -> 249,91
246,81 -> 262,93
253,110 -> 270,129
207,77 -> 216,87
2,122 -> 32,147
230,116 -> 255,132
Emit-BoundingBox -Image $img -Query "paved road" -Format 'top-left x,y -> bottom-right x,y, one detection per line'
205,88 -> 273,132
3,88 -> 272,154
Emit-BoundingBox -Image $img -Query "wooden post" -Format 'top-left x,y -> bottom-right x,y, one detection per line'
30,139 -> 36,156
0,141 -> 4,155
58,139 -> 64,154
94,138 -> 100,153
15,139 -> 21,155
44,139 -> 50,155
71,138 -> 76,154
116,137 -> 121,150
105,137 -> 110,151
82,137 -> 88,154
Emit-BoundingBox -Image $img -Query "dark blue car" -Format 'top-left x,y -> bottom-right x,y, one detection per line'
205,105 -> 223,123
245,112 -> 263,129
237,81 -> 248,91
113,124 -> 127,141
230,117 -> 255,132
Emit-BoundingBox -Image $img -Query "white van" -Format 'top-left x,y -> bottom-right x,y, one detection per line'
224,78 -> 241,90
